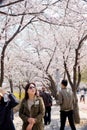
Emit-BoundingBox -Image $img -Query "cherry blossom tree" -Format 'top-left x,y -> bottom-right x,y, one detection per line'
0,0 -> 87,102
0,0 -> 50,87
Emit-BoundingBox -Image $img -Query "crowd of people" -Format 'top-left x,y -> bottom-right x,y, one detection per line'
0,79 -> 78,130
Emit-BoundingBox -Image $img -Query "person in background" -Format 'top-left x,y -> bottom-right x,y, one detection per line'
0,88 -> 19,130
19,83 -> 45,130
36,89 -> 40,97
80,88 -> 85,103
57,79 -> 76,130
40,87 -> 52,125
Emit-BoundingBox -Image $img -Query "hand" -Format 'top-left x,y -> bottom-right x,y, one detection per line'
28,118 -> 36,124
0,88 -> 6,96
26,124 -> 33,130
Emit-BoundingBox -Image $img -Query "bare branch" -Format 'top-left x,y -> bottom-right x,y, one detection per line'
0,9 -> 45,17
6,15 -> 24,45
78,34 -> 87,50
64,60 -> 73,88
46,41 -> 58,73
38,17 -> 77,28
0,5 -> 48,16
35,47 -> 45,73
19,16 -> 37,32
76,66 -> 81,89
64,0 -> 70,17
52,0 -> 62,5
0,0 -> 24,8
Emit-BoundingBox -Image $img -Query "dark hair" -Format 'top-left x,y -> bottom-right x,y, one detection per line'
24,83 -> 36,100
61,79 -> 68,87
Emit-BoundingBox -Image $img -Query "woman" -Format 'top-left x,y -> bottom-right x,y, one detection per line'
0,88 -> 19,130
19,83 -> 45,130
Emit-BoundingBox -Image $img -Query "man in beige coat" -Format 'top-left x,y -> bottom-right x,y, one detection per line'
57,79 -> 76,130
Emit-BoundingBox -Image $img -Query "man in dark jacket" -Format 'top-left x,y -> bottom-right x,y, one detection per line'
0,89 -> 19,130
40,87 -> 52,125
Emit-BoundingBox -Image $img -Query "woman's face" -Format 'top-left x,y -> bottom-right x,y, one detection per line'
27,84 -> 36,96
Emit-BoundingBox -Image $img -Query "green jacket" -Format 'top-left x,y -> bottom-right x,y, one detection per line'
19,97 -> 45,130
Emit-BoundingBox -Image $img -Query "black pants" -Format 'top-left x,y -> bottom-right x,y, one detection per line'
80,95 -> 85,102
44,106 -> 51,125
60,110 -> 76,130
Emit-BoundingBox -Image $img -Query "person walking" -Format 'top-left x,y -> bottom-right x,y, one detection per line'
40,87 -> 52,125
57,79 -> 76,130
0,88 -> 19,130
80,88 -> 85,103
19,83 -> 45,130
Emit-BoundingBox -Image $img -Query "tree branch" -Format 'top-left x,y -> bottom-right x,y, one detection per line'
76,66 -> 81,89
46,42 -> 58,73
0,0 -> 24,8
0,5 -> 48,16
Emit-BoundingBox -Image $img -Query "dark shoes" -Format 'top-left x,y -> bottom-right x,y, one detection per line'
44,121 -> 51,125
48,121 -> 50,125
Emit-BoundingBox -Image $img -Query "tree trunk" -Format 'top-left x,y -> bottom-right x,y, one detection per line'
9,78 -> 13,93
0,44 -> 6,87
19,85 -> 22,100
47,74 -> 58,100
0,15 -> 24,87
73,92 -> 80,124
